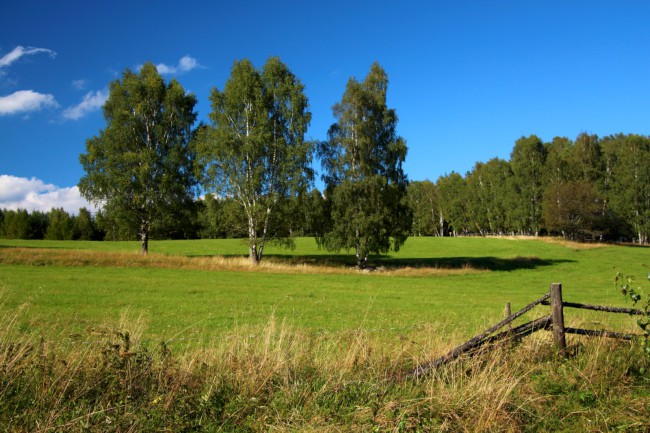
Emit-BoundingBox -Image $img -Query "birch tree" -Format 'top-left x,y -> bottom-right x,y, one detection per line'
509,135 -> 547,235
195,57 -> 312,264
318,63 -> 411,268
609,134 -> 650,243
79,63 -> 198,254
408,180 -> 441,236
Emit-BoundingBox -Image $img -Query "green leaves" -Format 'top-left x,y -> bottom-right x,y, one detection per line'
195,57 -> 313,263
319,63 -> 411,268
615,271 -> 650,362
79,62 -> 198,253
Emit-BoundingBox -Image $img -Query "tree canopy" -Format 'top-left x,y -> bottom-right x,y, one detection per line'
194,57 -> 313,264
318,63 -> 411,268
79,63 -> 198,254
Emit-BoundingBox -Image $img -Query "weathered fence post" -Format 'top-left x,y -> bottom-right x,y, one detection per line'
550,283 -> 567,356
505,302 -> 512,332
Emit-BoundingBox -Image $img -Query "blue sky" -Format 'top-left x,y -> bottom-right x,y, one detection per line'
1,1 -> 650,213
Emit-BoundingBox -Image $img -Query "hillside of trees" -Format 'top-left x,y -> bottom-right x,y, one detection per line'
3,132 -> 650,245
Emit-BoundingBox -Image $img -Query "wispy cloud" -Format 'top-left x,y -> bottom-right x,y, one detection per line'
62,89 -> 108,120
72,79 -> 88,90
154,55 -> 201,75
0,45 -> 57,69
0,90 -> 57,116
0,175 -> 96,215
0,46 -> 58,115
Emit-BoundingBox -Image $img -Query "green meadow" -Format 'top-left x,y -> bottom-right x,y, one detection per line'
0,237 -> 644,345
1,237 -> 649,432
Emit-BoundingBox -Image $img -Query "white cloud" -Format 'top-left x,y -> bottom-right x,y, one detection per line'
178,56 -> 198,71
0,175 -> 98,215
155,55 -> 200,75
62,89 -> 108,120
0,45 -> 57,69
72,79 -> 88,90
0,90 -> 57,116
0,46 -> 58,116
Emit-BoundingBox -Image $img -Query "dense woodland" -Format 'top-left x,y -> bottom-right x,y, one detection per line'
411,132 -> 650,244
3,131 -> 649,245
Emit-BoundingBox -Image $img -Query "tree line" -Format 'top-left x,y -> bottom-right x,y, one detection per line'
76,58 -> 407,267
5,58 -> 648,262
408,133 -> 650,243
4,131 -> 649,247
0,208 -> 102,240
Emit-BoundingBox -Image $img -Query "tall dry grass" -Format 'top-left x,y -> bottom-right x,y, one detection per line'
0,247 -> 484,277
1,301 -> 648,432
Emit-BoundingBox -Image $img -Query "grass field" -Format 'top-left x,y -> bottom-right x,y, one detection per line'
1,237 -> 648,432
0,236 -> 646,345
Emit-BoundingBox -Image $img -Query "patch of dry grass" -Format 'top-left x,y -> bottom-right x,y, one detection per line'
1,305 -> 647,432
489,234 -> 609,250
536,237 -> 610,250
0,247 -> 485,277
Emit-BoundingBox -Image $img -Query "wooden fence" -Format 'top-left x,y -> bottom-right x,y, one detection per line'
412,283 -> 645,378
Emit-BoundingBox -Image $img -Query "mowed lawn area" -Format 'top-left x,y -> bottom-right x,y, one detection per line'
0,237 -> 646,346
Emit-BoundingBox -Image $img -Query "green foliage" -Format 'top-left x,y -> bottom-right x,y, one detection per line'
509,135 -> 547,235
615,271 -> 650,361
73,207 -> 101,240
44,207 -> 75,240
567,133 -> 604,183
94,208 -> 136,241
465,158 -> 512,235
294,188 -> 327,237
407,180 -> 441,236
605,134 -> 650,244
79,62 -> 198,254
196,193 -> 247,239
544,136 -> 572,186
0,208 -> 102,240
318,63 -> 411,268
543,181 -> 604,241
0,209 -> 34,239
195,57 -> 313,263
435,172 -> 468,236
427,132 -> 649,243
323,175 -> 409,266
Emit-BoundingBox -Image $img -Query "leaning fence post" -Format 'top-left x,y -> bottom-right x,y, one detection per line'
550,283 -> 567,356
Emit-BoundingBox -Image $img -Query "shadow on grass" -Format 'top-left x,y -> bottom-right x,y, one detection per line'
257,254 -> 574,272
3,244 -> 573,272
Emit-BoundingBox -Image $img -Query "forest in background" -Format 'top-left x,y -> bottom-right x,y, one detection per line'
2,131 -> 649,245
410,132 -> 650,243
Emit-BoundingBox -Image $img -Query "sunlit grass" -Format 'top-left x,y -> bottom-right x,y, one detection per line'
0,303 -> 647,432
0,236 -> 646,343
0,246 -> 484,277
1,236 -> 648,431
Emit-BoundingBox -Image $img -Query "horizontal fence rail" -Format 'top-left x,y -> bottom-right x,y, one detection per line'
412,282 -> 644,378
541,300 -> 644,315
